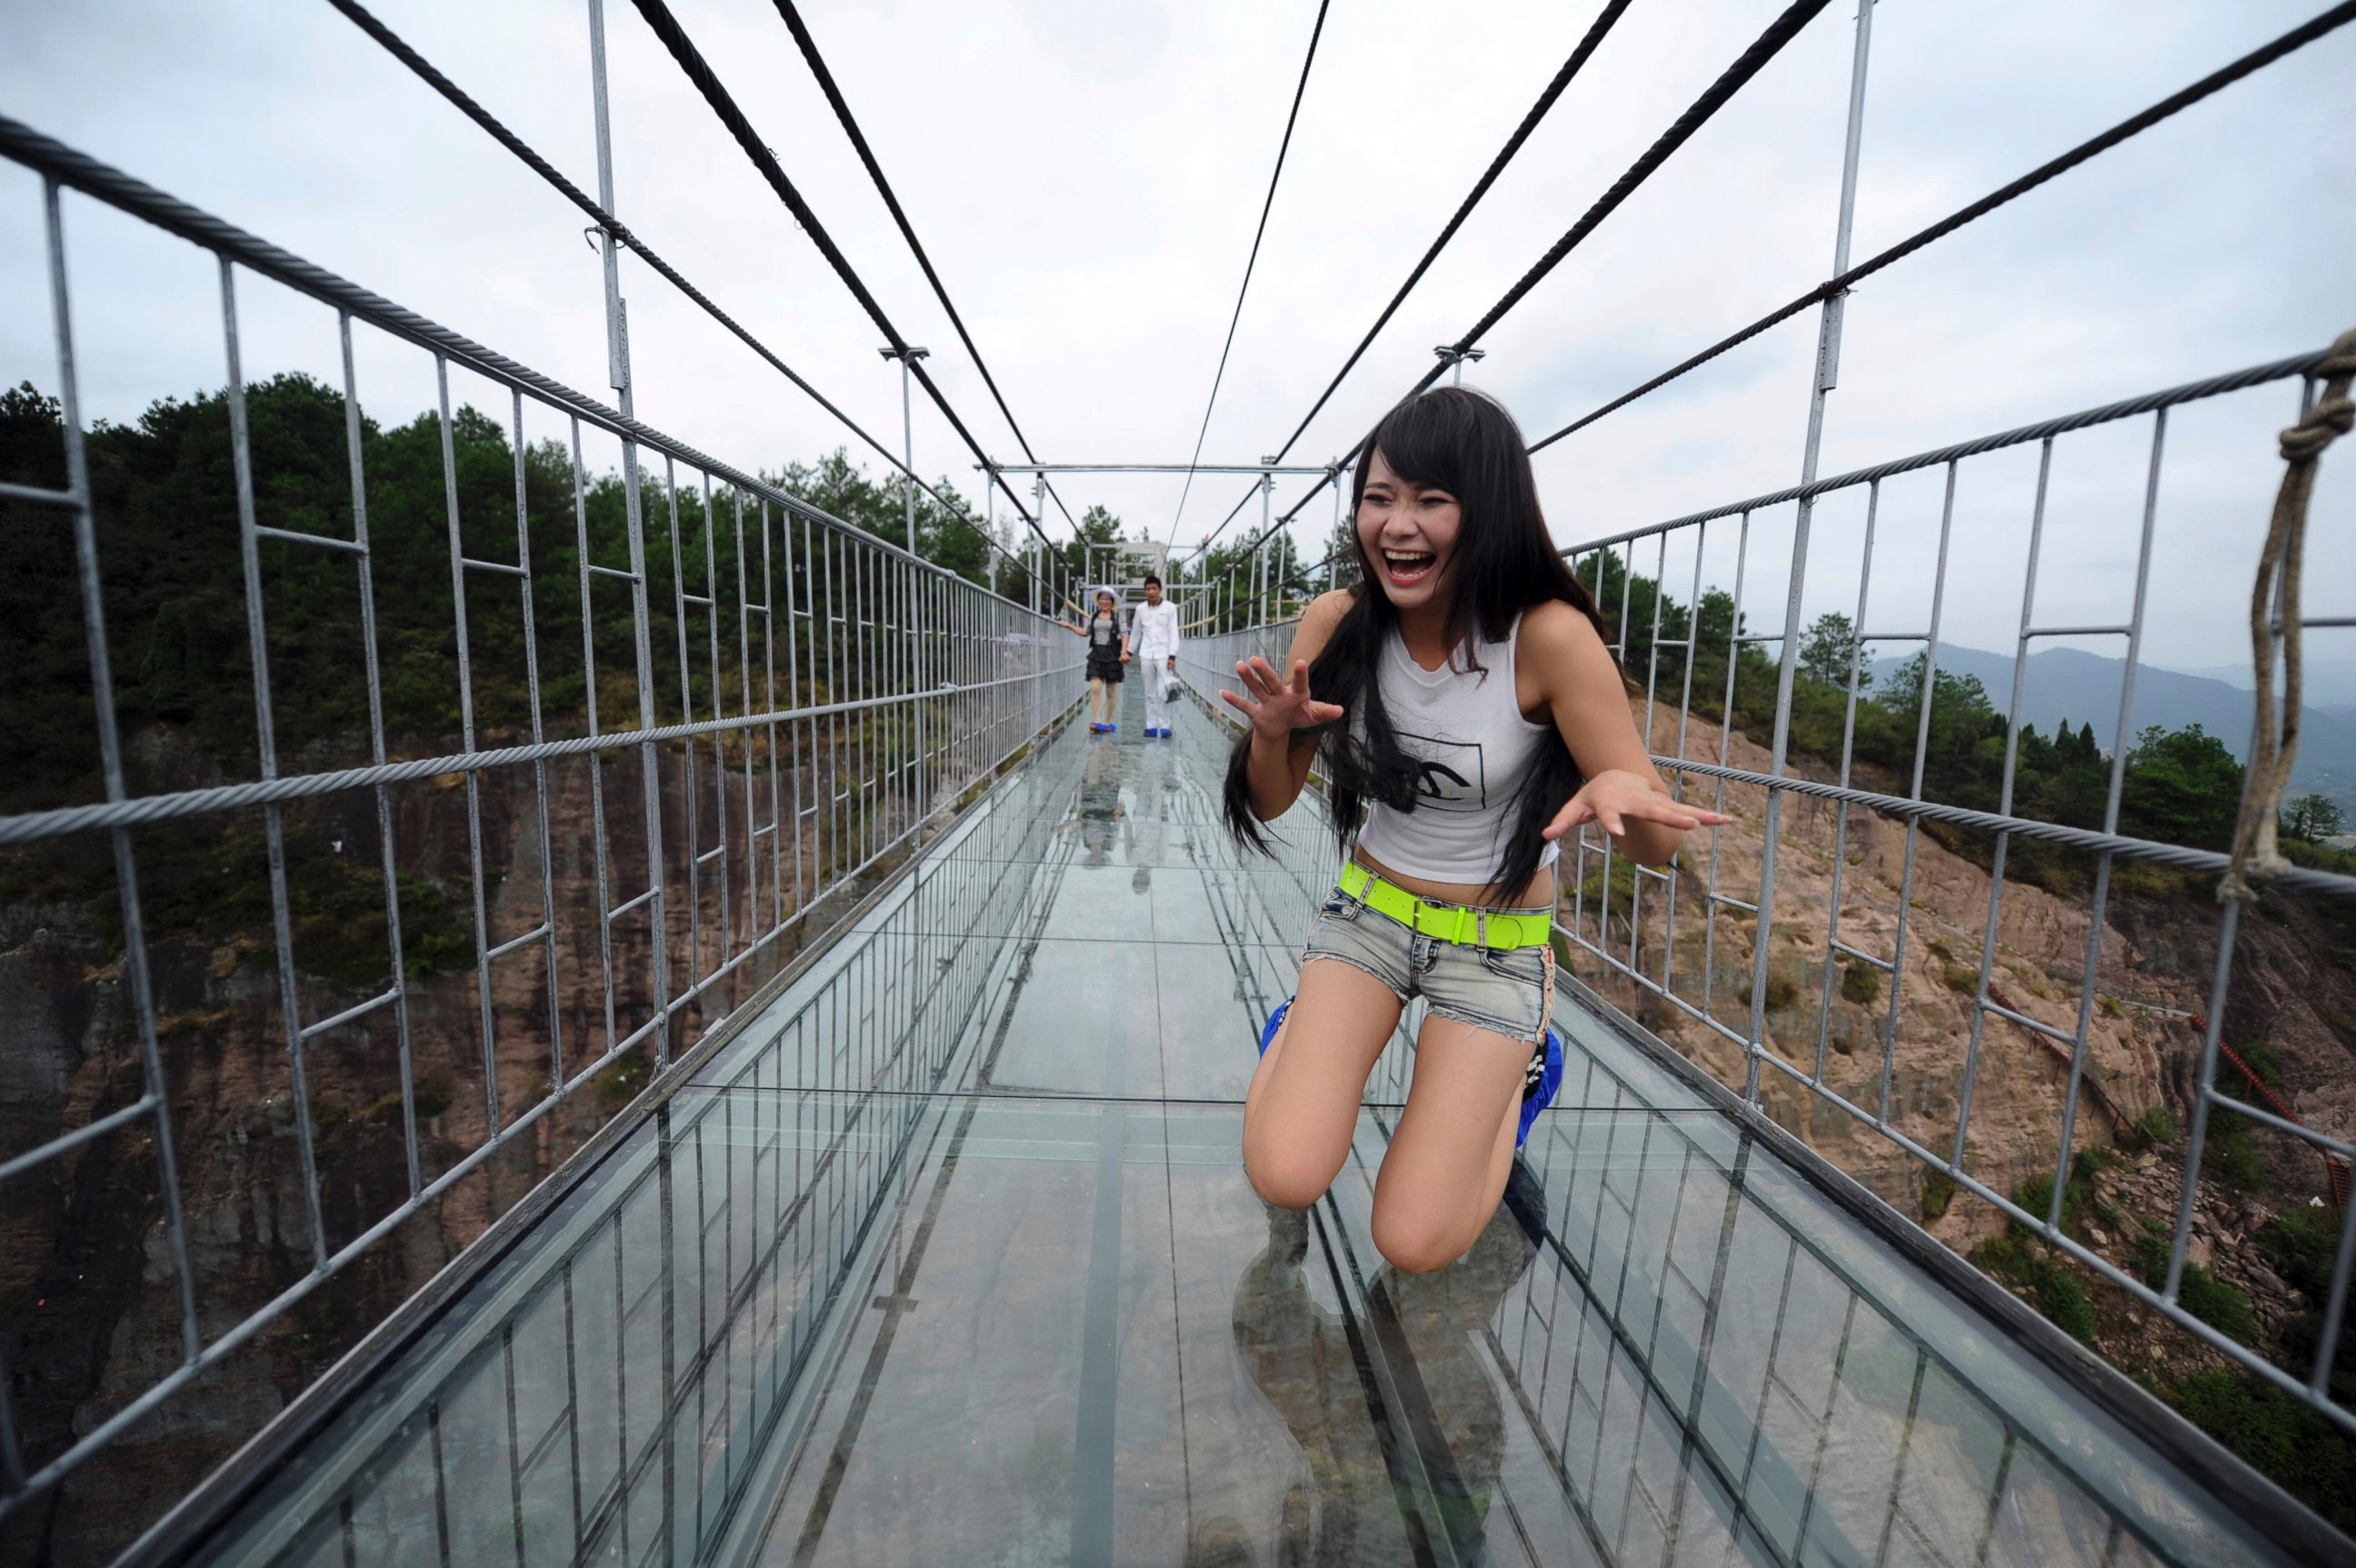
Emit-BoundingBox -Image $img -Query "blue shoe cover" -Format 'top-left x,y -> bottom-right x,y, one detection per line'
1517,1027 -> 1564,1149
1259,996 -> 1293,1057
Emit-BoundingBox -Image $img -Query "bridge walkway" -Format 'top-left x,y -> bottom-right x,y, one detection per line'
186,686 -> 2289,1567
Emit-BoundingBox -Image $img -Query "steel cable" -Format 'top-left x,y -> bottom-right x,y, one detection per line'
1245,0 -> 2356,558
767,0 -> 1083,535
1529,0 -> 2356,454
1163,0 -> 1332,548
1205,0 -> 1832,565
319,0 -> 1033,570
624,0 -> 1055,545
1181,0 -> 1634,564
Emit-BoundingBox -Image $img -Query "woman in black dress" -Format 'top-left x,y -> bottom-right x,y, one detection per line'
1062,588 -> 1132,732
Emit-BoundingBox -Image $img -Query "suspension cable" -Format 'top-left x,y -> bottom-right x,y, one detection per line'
1207,0 -> 1832,566
625,0 -> 1060,553
319,0 -> 1037,567
1163,0 -> 1333,548
766,0 -> 1083,536
1530,0 -> 2356,454
1254,0 -> 2347,550
1177,0 -> 1633,567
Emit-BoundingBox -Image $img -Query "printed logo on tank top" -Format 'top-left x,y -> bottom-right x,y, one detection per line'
1394,728 -> 1486,813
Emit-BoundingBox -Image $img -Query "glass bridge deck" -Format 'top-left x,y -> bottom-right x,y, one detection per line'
176,690 -> 2305,1568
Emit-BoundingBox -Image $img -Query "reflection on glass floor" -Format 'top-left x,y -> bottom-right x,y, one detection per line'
187,690 -> 2301,1567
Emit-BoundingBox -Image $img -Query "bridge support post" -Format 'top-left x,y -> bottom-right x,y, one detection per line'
587,0 -> 671,1066
1742,0 -> 1875,1105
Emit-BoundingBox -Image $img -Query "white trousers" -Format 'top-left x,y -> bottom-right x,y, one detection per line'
1141,657 -> 1174,730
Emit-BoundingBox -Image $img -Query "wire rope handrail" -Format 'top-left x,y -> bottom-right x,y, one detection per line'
0,114 -> 1087,1524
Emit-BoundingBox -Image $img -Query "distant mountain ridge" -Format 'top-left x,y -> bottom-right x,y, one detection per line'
1865,644 -> 2356,812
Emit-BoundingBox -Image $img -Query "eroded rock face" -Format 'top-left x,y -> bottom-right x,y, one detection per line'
0,737 -> 822,1567
1570,708 -> 2356,1256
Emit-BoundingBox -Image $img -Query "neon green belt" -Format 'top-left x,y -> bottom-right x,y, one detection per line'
1336,862 -> 1553,951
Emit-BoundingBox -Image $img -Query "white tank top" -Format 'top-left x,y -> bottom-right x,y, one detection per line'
1353,614 -> 1562,885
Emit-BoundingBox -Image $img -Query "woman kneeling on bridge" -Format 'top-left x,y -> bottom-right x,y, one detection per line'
1222,385 -> 1725,1273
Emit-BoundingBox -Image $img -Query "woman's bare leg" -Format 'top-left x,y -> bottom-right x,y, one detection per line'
1243,959 -> 1402,1210
1089,676 -> 1105,723
1369,1014 -> 1527,1273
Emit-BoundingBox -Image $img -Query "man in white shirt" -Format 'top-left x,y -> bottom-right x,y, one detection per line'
1130,574 -> 1182,736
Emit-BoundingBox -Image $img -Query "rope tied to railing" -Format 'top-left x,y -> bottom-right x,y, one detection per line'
2220,325 -> 2356,904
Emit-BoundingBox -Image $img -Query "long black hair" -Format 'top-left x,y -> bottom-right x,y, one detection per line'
1222,386 -> 1619,902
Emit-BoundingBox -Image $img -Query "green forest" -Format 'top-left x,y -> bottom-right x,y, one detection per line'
0,373 -> 1097,814
1568,551 -> 2353,885
0,372 -> 1133,979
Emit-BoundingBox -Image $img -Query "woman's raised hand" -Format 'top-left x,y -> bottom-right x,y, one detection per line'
1221,657 -> 1343,739
1542,768 -> 1730,841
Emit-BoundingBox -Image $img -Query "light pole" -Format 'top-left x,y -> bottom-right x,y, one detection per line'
879,345 -> 930,560
1433,345 -> 1485,385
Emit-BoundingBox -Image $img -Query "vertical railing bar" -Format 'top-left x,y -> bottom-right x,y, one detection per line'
784,510 -> 806,915
760,500 -> 785,928
1867,1352 -> 1932,1567
39,179 -> 205,1387
437,355 -> 503,1134
2050,411 -> 2169,1220
345,313 -> 422,1198
1622,532 -> 1670,975
1971,1429 -> 2021,1567
701,470 -> 732,972
734,488 -> 760,952
1877,469 -> 1961,1132
1656,519 -> 1710,999
1810,479 -> 1881,1083
512,387 -> 564,1095
665,458 -> 702,994
569,417 -> 619,1055
2166,900 -> 2241,1299
1700,514 -> 1752,1036
224,255 -> 332,1268
559,1262 -> 585,1558
586,0 -> 669,1068
1744,0 -> 1876,1104
499,1326 -> 525,1567
624,439 -> 667,1066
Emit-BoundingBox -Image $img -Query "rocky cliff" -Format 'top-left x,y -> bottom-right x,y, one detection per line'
1567,710 -> 2356,1420
0,725 -> 870,1566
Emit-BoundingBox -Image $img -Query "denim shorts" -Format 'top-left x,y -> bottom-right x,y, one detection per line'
1299,882 -> 1556,1046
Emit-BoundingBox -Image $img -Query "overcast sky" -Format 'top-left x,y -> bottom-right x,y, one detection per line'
3,0 -> 2351,680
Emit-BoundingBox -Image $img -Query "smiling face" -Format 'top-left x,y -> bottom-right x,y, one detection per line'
1096,592 -> 1117,615
1355,450 -> 1463,614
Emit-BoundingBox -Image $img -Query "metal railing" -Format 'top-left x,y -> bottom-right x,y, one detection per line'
1555,341 -> 2356,1438
0,119 -> 1081,1531
1172,0 -> 2356,1446
159,760 -> 1071,1568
